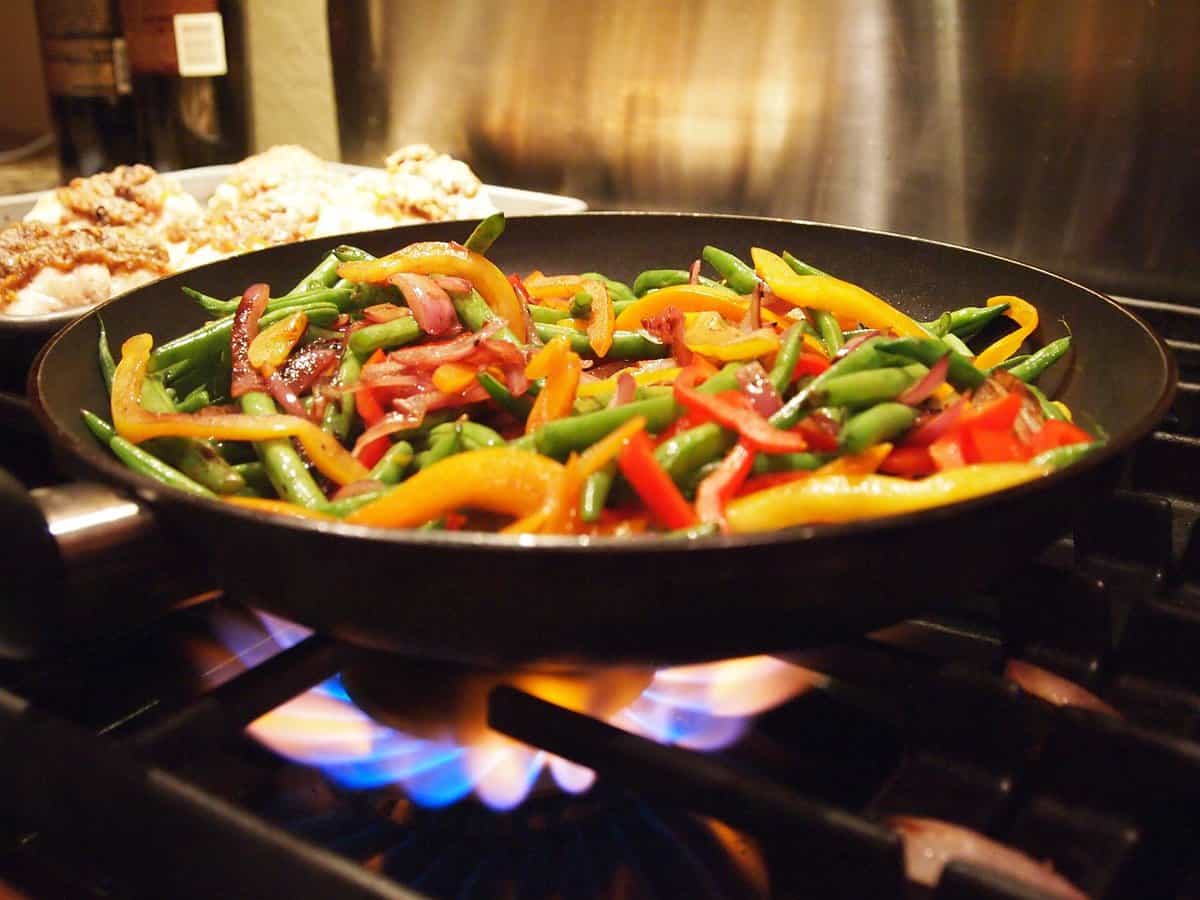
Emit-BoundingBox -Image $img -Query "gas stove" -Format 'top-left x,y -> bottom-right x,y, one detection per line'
1,293 -> 1198,899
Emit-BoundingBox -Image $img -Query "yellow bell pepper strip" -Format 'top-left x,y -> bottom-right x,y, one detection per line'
577,364 -> 683,399
223,496 -> 336,521
524,273 -> 586,301
336,241 -> 527,342
432,361 -> 479,394
972,295 -> 1038,371
248,310 -> 307,376
112,334 -> 369,486
725,462 -> 1047,533
584,277 -> 615,358
524,336 -> 583,434
752,248 -> 929,339
683,310 -> 781,362
345,447 -> 565,529
613,284 -> 782,332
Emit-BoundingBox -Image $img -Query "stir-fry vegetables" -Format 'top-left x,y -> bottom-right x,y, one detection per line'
84,213 -> 1098,536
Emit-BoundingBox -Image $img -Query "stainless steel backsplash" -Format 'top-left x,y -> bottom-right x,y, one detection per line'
329,0 -> 1199,301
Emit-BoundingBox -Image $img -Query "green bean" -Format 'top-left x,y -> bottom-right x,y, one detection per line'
1008,337 -> 1071,384
818,364 -> 927,409
333,245 -> 372,263
580,462 -> 616,523
81,410 -> 215,499
770,337 -> 904,429
940,303 -> 1010,341
233,461 -> 273,496
185,285 -> 356,318
416,425 -> 462,470
97,317 -> 117,392
348,317 -> 422,357
213,440 -> 257,464
323,490 -> 389,518
287,250 -> 343,296
991,353 -> 1032,373
701,246 -> 759,294
241,392 -> 327,508
569,291 -> 593,318
477,370 -> 534,418
839,403 -> 918,454
175,386 -> 211,414
873,336 -> 986,390
613,298 -> 637,316
530,305 -> 571,324
925,312 -> 954,338
942,333 -> 973,358
321,346 -> 362,442
463,212 -> 505,255
751,452 -> 829,475
1026,383 -> 1067,421
664,522 -> 721,540
631,269 -> 731,297
769,325 -> 806,395
450,288 -> 520,343
780,251 -> 825,278
431,419 -> 505,450
367,441 -> 414,484
581,273 -> 636,305
533,323 -> 669,360
1032,440 -> 1103,470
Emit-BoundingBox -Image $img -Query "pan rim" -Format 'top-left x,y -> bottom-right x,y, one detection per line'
29,212 -> 1177,554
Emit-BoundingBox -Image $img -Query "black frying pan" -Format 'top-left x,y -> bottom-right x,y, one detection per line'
21,214 -> 1175,666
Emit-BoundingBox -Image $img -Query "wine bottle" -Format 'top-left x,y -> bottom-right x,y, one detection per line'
35,0 -> 141,179
120,0 -> 246,170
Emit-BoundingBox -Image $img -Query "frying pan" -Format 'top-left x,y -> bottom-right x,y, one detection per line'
13,213 -> 1176,666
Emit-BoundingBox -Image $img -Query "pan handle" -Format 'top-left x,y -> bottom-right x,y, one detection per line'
0,468 -> 216,659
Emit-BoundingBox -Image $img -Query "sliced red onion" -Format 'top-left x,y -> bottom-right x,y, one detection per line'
353,410 -> 425,456
509,273 -> 542,348
230,283 -> 270,397
277,340 -> 340,395
836,329 -> 881,359
265,373 -> 310,419
389,272 -> 461,337
736,362 -> 783,417
362,303 -> 411,324
1005,660 -> 1119,716
386,322 -> 500,369
897,354 -> 950,406
740,282 -> 764,332
903,396 -> 967,447
609,371 -> 636,408
643,305 -> 692,367
890,816 -> 1085,899
431,275 -> 472,295
688,259 -> 701,285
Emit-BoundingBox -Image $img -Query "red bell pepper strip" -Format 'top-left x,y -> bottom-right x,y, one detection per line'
792,352 -> 832,381
880,446 -> 937,478
695,443 -> 756,533
961,391 -> 1023,432
618,429 -> 698,529
963,428 -> 1030,464
1028,419 -> 1093,455
674,368 -> 807,453
354,349 -> 391,467
929,433 -> 967,470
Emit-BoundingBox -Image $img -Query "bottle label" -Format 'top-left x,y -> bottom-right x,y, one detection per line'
173,12 -> 227,77
121,0 -> 224,77
41,37 -> 126,98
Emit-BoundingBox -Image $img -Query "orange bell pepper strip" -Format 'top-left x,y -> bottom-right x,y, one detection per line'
337,241 -> 526,341
751,248 -> 929,339
524,336 -> 582,434
613,284 -> 782,332
523,273 -> 586,301
972,295 -> 1038,371
725,463 -> 1048,533
432,361 -> 479,394
345,447 -> 565,529
112,334 -> 369,486
584,277 -> 614,358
